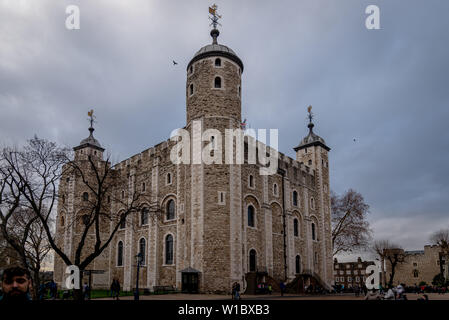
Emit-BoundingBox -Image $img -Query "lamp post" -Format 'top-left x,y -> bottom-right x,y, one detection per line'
134,252 -> 143,300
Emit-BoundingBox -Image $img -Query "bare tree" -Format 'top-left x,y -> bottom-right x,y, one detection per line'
331,189 -> 372,256
371,240 -> 406,287
0,145 -> 55,298
430,229 -> 449,281
371,239 -> 391,287
1,136 -> 150,300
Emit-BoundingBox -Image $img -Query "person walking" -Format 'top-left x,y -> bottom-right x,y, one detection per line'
235,282 -> 241,300
280,281 -> 286,297
111,279 -> 120,300
231,282 -> 236,300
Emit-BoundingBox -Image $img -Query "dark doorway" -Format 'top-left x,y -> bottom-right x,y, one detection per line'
182,272 -> 199,293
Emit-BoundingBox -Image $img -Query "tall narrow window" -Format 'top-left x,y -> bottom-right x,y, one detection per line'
142,182 -> 146,192
247,205 -> 255,227
139,238 -> 146,265
296,255 -> 301,274
167,173 -> 172,185
189,83 -> 194,96
117,241 -> 123,266
273,183 -> 278,196
215,58 -> 221,67
165,234 -> 173,264
312,223 -> 316,241
249,175 -> 254,188
214,77 -> 221,88
82,192 -> 89,202
119,216 -> 126,229
292,191 -> 298,207
249,249 -> 257,272
141,208 -> 149,225
294,218 -> 299,237
60,216 -> 65,227
167,199 -> 175,220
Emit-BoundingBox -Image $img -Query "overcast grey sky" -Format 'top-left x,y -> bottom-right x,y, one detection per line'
1,0 -> 448,259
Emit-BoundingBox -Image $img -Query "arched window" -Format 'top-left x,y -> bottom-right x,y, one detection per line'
82,192 -> 89,202
247,205 -> 255,227
214,77 -> 221,88
139,238 -> 146,265
312,223 -> 316,241
238,86 -> 241,97
249,249 -> 257,272
294,218 -> 299,237
413,269 -> 419,278
311,197 -> 315,209
117,241 -> 123,266
296,255 -> 301,274
292,191 -> 298,207
165,234 -> 174,265
60,215 -> 65,227
308,159 -> 312,166
273,183 -> 278,196
141,207 -> 149,225
215,58 -> 221,67
189,83 -> 194,96
166,200 -> 175,220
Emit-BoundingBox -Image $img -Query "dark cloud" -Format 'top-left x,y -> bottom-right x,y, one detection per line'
1,0 -> 448,253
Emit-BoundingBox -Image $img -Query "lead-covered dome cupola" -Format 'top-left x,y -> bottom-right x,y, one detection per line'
187,28 -> 244,72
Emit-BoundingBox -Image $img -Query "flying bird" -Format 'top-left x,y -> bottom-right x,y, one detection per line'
173,60 -> 178,65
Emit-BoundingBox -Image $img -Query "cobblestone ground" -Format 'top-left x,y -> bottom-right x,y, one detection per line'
96,293 -> 449,300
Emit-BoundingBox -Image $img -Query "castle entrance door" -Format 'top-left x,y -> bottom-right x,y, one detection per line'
180,267 -> 200,293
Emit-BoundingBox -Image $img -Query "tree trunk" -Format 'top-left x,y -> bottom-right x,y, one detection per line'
388,262 -> 396,287
32,270 -> 40,300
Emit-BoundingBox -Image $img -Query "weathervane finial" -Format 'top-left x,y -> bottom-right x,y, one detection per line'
307,105 -> 313,123
307,105 -> 315,133
209,4 -> 222,44
87,109 -> 96,135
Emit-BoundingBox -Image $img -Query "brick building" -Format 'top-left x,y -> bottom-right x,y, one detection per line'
53,22 -> 334,293
333,257 -> 374,288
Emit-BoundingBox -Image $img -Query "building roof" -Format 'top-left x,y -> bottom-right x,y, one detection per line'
294,122 -> 330,152
187,29 -> 244,72
74,127 -> 105,152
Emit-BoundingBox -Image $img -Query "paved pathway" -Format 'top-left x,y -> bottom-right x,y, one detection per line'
96,292 -> 449,300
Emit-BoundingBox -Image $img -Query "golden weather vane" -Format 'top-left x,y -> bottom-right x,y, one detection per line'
307,105 -> 314,123
209,4 -> 222,29
87,109 -> 96,128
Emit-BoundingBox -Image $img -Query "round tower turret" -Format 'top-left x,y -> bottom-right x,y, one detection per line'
186,28 -> 244,127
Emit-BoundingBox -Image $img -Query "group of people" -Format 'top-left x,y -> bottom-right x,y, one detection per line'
0,266 -> 124,302
38,280 -> 58,300
364,283 -> 430,300
256,282 -> 273,295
